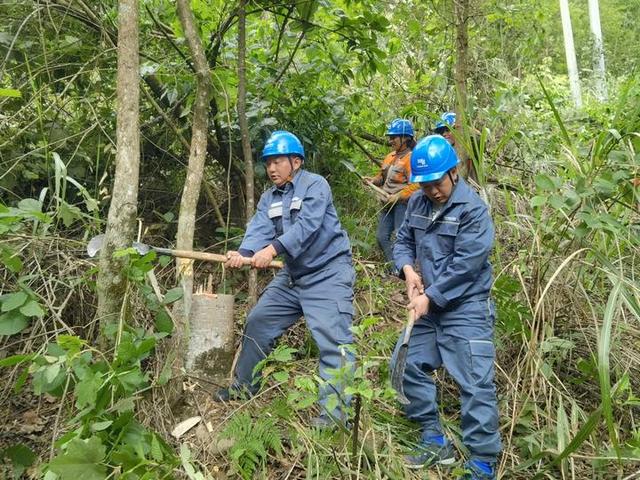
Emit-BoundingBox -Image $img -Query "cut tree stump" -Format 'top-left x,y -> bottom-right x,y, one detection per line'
186,284 -> 235,383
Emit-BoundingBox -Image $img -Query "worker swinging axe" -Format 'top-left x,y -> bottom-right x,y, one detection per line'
86,234 -> 283,269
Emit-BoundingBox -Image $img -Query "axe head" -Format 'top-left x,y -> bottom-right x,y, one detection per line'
86,234 -> 151,257
391,344 -> 410,405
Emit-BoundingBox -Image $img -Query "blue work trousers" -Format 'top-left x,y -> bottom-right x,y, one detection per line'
233,259 -> 356,419
377,202 -> 407,264
391,299 -> 502,462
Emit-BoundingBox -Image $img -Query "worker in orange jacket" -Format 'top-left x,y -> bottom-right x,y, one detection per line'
366,118 -> 419,271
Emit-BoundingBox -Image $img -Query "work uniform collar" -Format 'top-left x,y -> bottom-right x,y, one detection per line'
447,176 -> 472,205
423,176 -> 471,212
274,168 -> 305,194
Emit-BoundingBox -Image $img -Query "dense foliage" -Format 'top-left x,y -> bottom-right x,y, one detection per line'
1,0 -> 639,478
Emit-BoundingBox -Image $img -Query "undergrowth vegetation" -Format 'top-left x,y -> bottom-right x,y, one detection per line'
1,0 -> 640,479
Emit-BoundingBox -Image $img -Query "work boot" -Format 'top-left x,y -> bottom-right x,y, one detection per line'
457,459 -> 496,480
404,435 -> 456,469
212,385 -> 255,402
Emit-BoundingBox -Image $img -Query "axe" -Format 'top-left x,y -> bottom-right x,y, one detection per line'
86,234 -> 283,269
340,160 -> 391,202
390,309 -> 417,405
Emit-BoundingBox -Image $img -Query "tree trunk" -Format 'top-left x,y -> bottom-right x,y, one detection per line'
237,0 -> 258,306
587,0 -> 607,101
172,0 -> 211,378
453,0 -> 469,113
559,0 -> 582,108
453,0 -> 479,183
95,0 -> 140,340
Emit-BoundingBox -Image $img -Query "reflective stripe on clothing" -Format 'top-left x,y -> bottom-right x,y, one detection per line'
393,177 -> 494,310
239,170 -> 352,279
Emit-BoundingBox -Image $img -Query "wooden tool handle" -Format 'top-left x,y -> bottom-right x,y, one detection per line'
154,248 -> 283,269
365,180 -> 391,201
401,309 -> 416,346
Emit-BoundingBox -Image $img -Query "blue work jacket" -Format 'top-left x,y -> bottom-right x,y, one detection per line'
393,177 -> 494,311
239,170 -> 352,279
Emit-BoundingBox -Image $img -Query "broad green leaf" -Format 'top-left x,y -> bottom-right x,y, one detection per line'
535,174 -> 559,192
0,354 -> 34,367
0,311 -> 28,335
113,247 -> 139,258
75,371 -> 102,408
58,202 -> 82,227
150,434 -> 163,462
530,196 -> 546,208
157,359 -> 172,386
118,369 -> 147,392
2,248 -> 23,273
1,292 -> 28,312
14,367 -> 29,394
17,198 -> 42,214
90,421 -> 113,432
45,363 -> 62,383
48,436 -> 107,480
0,88 -> 21,97
154,310 -> 173,334
163,287 -> 183,305
57,335 -> 85,356
3,443 -> 36,479
112,396 -> 135,413
273,371 -> 289,383
20,300 -> 45,318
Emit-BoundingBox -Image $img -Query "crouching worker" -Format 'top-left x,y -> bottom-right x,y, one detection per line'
392,135 -> 501,479
214,130 -> 356,428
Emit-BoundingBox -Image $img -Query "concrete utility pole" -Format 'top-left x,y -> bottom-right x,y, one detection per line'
558,0 -> 582,108
588,0 -> 607,101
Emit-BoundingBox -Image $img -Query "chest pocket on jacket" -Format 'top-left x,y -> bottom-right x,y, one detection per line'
290,197 -> 302,223
433,221 -> 458,259
268,201 -> 284,236
408,214 -> 428,244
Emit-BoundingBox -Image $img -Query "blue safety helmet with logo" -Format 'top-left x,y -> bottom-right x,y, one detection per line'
385,118 -> 414,137
434,112 -> 456,131
410,135 -> 459,183
261,130 -> 305,160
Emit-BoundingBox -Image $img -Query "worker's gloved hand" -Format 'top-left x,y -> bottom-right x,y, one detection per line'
225,251 -> 247,269
251,244 -> 277,269
402,265 -> 424,300
407,294 -> 430,319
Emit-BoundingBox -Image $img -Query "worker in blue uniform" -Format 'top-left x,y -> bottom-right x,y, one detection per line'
392,135 -> 501,479
214,130 -> 355,428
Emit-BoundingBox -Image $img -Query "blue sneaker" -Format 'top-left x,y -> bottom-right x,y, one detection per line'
404,435 -> 456,469
458,459 -> 496,479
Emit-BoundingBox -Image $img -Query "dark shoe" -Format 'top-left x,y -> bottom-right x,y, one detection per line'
212,386 -> 254,402
458,459 -> 496,479
404,439 -> 456,469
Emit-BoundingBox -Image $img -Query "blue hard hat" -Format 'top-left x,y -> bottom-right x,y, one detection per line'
385,118 -> 414,137
410,135 -> 459,183
434,112 -> 456,130
261,130 -> 305,160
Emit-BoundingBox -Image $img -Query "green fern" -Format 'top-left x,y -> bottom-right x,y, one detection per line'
221,411 -> 283,479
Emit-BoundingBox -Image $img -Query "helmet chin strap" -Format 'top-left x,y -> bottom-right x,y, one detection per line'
285,155 -> 302,183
